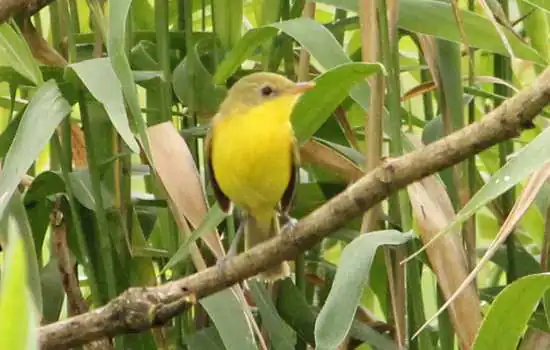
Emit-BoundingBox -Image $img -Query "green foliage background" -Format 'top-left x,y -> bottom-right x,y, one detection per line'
0,0 -> 549,349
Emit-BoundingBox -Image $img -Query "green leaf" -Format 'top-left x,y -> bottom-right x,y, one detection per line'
421,116 -> 443,145
184,327 -> 225,350
214,27 -> 279,84
277,279 -> 317,344
23,171 -> 65,264
0,191 -> 43,314
272,18 -> 351,69
443,126 -> 550,236
201,289 -> 257,350
291,62 -> 384,143
272,19 -> 372,111
278,279 -> 396,349
0,229 -> 39,350
318,0 -> 544,63
524,0 -> 550,12
24,199 -> 51,263
212,0 -> 243,51
68,170 -> 115,210
67,58 -> 140,152
128,208 -> 157,287
0,80 -> 70,217
132,0 -> 156,30
161,204 -> 226,272
39,258 -> 64,323
473,273 -> 550,350
490,244 -> 541,278
315,230 -> 412,350
107,0 -> 151,156
0,23 -> 43,86
23,171 -> 66,205
173,40 -> 227,114
0,109 -> 23,159
130,40 -> 159,71
518,2 -> 550,66
249,280 -> 296,349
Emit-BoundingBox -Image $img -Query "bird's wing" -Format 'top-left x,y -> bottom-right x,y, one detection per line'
205,120 -> 232,213
280,139 -> 300,214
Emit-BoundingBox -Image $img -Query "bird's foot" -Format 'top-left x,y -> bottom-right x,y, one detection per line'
216,218 -> 245,268
280,214 -> 298,233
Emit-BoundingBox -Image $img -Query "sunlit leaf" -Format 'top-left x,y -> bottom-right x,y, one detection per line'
473,273 -> 550,350
318,0 -> 544,63
292,62 -> 384,143
0,230 -> 39,350
0,80 -> 70,217
0,191 -> 42,314
212,0 -> 243,51
214,27 -> 279,84
107,0 -> 151,155
67,58 -> 140,152
272,19 -> 371,110
524,0 -> 550,12
0,23 -> 42,86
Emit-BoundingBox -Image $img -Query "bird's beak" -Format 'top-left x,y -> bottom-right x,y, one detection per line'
289,81 -> 315,94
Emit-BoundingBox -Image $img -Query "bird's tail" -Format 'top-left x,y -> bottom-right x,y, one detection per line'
245,212 -> 290,281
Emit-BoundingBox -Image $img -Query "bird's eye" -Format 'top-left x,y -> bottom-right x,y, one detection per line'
260,85 -> 275,97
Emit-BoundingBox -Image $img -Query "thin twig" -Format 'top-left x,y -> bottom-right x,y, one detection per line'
50,198 -> 113,350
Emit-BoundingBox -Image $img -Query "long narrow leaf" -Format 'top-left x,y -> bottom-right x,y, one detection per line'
201,289 -> 257,350
67,58 -> 140,152
473,274 -> 550,350
0,230 -> 39,350
291,62 -> 384,143
315,230 -> 412,349
0,80 -> 70,216
0,23 -> 42,86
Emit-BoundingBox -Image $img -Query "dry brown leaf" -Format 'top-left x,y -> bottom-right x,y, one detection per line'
297,2 -> 315,82
359,0 -> 384,232
334,106 -> 360,150
520,329 -> 550,350
148,122 -> 225,261
402,75 -> 519,102
70,123 -> 88,168
402,80 -> 437,102
418,36 -> 440,90
300,139 -> 363,183
19,17 -> 67,67
407,176 -> 481,348
450,0 -> 471,54
479,0 -> 515,58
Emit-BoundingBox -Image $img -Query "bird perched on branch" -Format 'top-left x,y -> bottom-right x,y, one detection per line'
206,72 -> 314,281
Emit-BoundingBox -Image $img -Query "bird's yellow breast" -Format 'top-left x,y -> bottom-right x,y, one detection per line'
211,95 -> 296,220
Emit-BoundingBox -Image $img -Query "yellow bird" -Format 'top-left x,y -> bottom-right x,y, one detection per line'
206,72 -> 314,281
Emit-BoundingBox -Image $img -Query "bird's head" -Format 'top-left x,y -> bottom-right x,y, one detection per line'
219,72 -> 315,115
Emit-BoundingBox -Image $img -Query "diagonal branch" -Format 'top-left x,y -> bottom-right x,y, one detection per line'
39,67 -> 550,349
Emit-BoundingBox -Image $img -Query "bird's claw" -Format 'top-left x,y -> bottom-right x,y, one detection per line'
281,215 -> 298,233
217,217 -> 245,268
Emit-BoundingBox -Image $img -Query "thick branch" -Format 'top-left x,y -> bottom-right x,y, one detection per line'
0,0 -> 55,24
40,67 -> 550,349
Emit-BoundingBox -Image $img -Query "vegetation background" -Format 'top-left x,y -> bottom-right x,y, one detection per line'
0,0 -> 549,349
